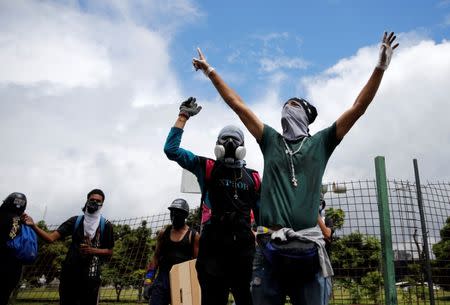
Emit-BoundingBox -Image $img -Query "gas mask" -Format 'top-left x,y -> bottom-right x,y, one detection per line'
214,125 -> 246,167
214,137 -> 246,161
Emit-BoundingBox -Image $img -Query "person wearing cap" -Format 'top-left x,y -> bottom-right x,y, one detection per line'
22,189 -> 114,305
192,32 -> 399,304
0,192 -> 29,305
164,98 -> 261,305
148,198 -> 199,305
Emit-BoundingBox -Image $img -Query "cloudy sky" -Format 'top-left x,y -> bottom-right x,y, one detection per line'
1,0 -> 449,224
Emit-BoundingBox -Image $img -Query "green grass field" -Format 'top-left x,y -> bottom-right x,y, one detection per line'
13,287 -> 450,305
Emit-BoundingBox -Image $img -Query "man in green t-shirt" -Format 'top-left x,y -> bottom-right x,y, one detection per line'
192,32 -> 398,305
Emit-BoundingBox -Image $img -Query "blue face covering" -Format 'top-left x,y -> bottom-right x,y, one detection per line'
281,101 -> 309,141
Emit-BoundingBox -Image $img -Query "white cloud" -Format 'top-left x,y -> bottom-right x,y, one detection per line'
301,37 -> 450,183
259,56 -> 309,72
0,0 -> 193,224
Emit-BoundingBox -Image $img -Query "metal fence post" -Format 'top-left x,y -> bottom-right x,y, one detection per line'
413,159 -> 435,305
374,156 -> 397,305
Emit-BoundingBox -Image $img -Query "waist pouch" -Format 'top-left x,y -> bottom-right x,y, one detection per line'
257,234 -> 320,281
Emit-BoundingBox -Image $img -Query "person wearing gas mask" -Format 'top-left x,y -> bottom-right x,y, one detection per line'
22,189 -> 114,305
148,199 -> 199,305
0,192 -> 29,305
164,98 -> 261,305
192,32 -> 399,305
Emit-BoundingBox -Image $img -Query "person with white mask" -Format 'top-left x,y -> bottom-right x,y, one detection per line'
23,189 -> 114,305
192,32 -> 399,305
164,97 -> 261,305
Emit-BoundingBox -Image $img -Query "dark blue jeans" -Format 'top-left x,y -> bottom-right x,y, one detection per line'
251,246 -> 329,305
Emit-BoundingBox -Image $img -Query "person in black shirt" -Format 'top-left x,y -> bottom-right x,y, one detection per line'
23,189 -> 114,305
0,192 -> 28,305
149,198 -> 199,305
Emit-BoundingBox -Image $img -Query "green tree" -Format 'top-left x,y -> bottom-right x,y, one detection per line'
432,216 -> 450,291
361,271 -> 383,304
331,231 -> 381,280
102,221 -> 154,301
22,220 -> 69,286
186,206 -> 201,232
325,207 -> 345,230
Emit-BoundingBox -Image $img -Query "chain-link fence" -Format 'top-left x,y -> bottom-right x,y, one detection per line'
10,179 -> 450,305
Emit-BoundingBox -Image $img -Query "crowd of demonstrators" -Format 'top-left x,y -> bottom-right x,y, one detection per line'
22,189 -> 114,305
0,192 -> 29,305
1,31 -> 398,305
193,31 -> 398,305
148,198 -> 200,305
164,97 -> 261,305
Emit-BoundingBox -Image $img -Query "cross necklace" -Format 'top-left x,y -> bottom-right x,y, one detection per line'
282,137 -> 307,187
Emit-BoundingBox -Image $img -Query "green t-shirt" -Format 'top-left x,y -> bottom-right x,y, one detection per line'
259,123 -> 340,230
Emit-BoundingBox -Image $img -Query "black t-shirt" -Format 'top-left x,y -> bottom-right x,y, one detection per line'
57,216 -> 114,279
0,208 -> 22,268
158,226 -> 196,272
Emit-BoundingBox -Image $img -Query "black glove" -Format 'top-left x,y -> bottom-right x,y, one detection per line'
179,97 -> 202,119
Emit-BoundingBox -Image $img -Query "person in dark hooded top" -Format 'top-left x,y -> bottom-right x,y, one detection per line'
22,189 -> 114,305
0,192 -> 28,305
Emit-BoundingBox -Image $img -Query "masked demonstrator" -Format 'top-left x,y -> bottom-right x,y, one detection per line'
192,32 -> 399,305
23,189 -> 114,305
0,192 -> 29,305
164,98 -> 261,305
148,198 -> 199,305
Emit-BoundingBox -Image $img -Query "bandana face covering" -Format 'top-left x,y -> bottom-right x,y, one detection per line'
83,207 -> 102,240
281,102 -> 309,141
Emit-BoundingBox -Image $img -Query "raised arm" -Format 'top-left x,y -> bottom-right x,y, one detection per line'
164,97 -> 202,173
335,32 -> 399,140
193,48 -> 264,142
174,97 -> 202,130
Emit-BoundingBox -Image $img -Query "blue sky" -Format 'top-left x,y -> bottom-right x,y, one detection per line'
1,0 -> 449,223
173,1 -> 450,98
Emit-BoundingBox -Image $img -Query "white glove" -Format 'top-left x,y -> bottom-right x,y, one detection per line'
376,32 -> 399,70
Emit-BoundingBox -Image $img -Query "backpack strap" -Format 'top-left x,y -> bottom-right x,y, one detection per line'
74,215 -> 83,235
251,170 -> 261,192
189,228 -> 197,257
99,216 -> 105,239
199,159 -> 215,226
73,215 -> 106,239
205,159 -> 215,181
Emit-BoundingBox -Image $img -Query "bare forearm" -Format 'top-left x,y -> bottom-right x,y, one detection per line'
174,115 -> 188,129
208,70 -> 264,140
352,68 -> 384,114
31,224 -> 59,243
93,248 -> 113,256
336,68 -> 385,140
317,216 -> 332,241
